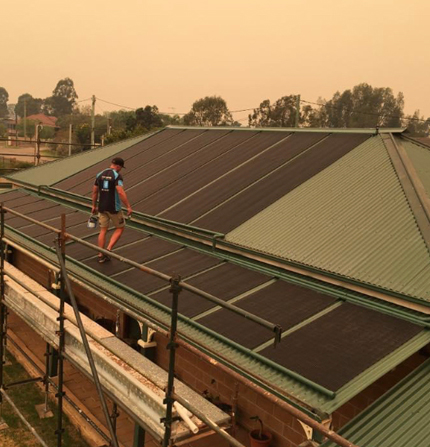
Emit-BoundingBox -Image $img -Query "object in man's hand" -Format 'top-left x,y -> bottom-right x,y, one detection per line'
87,214 -> 98,229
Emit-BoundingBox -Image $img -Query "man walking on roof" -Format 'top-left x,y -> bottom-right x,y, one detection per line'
92,157 -> 132,263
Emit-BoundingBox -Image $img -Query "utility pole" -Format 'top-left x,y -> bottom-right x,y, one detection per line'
68,124 -> 73,157
35,124 -> 42,166
23,98 -> 27,140
107,116 -> 112,135
295,94 -> 300,128
91,95 -> 96,148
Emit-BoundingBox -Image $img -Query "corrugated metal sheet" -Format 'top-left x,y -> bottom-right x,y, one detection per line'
402,138 -> 430,200
226,135 -> 430,302
322,357 -> 430,447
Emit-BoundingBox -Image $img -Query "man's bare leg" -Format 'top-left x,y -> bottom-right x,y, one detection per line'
98,227 -> 108,256
107,228 -> 124,251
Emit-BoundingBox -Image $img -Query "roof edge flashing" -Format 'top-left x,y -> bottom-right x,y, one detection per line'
166,125 -> 406,134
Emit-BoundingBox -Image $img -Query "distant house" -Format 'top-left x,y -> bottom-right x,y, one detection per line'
23,113 -> 58,128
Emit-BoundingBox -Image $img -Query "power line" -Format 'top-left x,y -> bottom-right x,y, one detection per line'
91,95 -> 428,125
300,99 -> 429,123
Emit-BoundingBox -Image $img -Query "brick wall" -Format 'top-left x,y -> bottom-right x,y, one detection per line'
154,332 -> 307,447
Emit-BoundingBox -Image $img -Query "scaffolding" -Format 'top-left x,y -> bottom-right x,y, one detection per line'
0,203 -> 358,447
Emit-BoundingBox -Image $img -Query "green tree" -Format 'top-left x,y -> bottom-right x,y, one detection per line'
15,93 -> 43,118
322,83 -> 404,128
0,123 -> 6,137
0,87 -> 9,118
249,96 -> 298,127
184,96 -> 233,126
249,95 -> 319,128
404,110 -> 429,136
159,113 -> 183,126
44,77 -> 78,117
135,105 -> 163,130
17,119 -> 36,138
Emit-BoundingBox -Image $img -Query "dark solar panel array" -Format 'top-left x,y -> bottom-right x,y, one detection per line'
150,263 -> 271,318
52,128 -> 369,235
192,133 -> 369,232
2,189 -> 423,391
196,281 -> 337,349
132,130 -> 260,215
160,132 -> 325,224
61,129 -> 206,196
115,248 -> 223,295
55,128 -> 186,192
259,303 -> 422,391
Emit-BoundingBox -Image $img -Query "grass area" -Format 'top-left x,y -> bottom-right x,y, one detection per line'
0,158 -> 33,175
0,353 -> 91,447
40,150 -> 62,159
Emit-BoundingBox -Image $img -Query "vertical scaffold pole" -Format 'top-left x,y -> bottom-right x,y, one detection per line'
0,203 -> 5,415
162,275 -> 181,447
56,214 -> 66,447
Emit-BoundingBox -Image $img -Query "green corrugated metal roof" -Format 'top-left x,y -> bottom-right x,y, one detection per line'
6,132 -> 160,186
322,357 -> 430,447
402,138 -> 430,200
226,135 -> 430,302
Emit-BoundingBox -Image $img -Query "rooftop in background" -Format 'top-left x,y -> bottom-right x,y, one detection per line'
22,113 -> 58,127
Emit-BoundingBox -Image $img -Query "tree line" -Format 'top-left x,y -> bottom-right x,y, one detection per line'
0,79 -> 428,152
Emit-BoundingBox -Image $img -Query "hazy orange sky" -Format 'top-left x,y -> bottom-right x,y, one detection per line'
2,0 -> 429,122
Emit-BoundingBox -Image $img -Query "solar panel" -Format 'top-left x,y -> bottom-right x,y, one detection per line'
55,128 -> 185,192
150,262 -> 270,318
193,133 -> 369,232
196,280 -> 337,349
114,248 -> 222,295
259,302 -> 422,391
68,129 -> 206,196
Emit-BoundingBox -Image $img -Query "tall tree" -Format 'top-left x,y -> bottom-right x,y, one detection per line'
44,77 -> 78,116
323,83 -> 404,128
249,96 -> 298,127
184,96 -> 233,126
404,110 -> 429,136
0,87 -> 9,118
15,93 -> 43,118
135,105 -> 163,130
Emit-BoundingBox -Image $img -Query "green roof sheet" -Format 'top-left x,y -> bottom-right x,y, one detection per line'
322,357 -> 430,447
6,132 -> 157,186
226,135 -> 430,302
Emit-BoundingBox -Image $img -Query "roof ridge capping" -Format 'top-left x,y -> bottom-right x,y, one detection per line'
166,125 -> 407,134
382,134 -> 430,254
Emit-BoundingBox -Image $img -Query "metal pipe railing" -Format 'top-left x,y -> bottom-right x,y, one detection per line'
0,205 -> 362,447
54,238 -> 120,447
3,205 -> 282,344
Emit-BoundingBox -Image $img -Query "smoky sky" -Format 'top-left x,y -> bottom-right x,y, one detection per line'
2,0 -> 429,121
